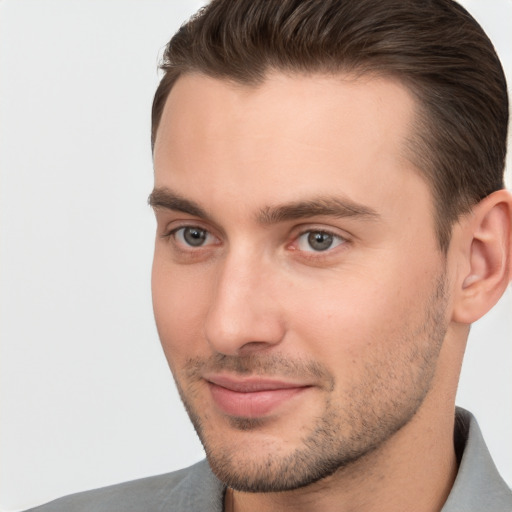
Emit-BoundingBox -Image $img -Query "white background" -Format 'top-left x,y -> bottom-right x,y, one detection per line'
0,1 -> 510,510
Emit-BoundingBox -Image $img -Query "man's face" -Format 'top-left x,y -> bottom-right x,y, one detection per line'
151,73 -> 450,491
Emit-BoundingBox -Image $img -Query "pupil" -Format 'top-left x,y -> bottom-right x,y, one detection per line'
308,231 -> 333,251
184,227 -> 206,246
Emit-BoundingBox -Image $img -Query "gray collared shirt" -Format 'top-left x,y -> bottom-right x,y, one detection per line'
441,408 -> 512,511
25,408 -> 512,511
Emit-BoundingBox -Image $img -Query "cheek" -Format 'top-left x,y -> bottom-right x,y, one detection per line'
151,257 -> 212,367
283,263 -> 432,366
288,289 -> 385,370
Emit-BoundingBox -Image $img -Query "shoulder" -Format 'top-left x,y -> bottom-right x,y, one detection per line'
24,460 -> 225,512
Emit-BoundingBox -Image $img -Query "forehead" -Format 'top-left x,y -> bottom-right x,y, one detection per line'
153,72 -> 430,223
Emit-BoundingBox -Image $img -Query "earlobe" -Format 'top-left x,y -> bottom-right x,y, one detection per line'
452,189 -> 512,324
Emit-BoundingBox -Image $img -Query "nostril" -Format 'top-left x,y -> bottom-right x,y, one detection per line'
238,341 -> 274,355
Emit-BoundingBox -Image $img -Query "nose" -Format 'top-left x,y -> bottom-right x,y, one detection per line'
204,252 -> 286,356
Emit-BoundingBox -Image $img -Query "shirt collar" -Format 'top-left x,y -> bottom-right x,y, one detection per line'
441,407 -> 512,511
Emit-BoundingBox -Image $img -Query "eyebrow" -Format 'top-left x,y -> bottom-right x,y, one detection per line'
257,197 -> 380,224
148,187 -> 380,224
148,188 -> 209,218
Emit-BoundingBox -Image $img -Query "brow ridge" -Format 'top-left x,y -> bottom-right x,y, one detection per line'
148,188 -> 208,218
257,197 -> 380,224
149,188 -> 380,225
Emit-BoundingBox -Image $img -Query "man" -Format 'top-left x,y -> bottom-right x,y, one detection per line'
27,0 -> 511,511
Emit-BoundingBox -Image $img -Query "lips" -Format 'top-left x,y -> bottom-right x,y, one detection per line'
205,375 -> 310,418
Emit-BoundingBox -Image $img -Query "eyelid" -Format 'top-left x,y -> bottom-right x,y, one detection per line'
159,219 -> 350,257
293,223 -> 350,241
160,217 -> 214,237
162,222 -> 221,248
178,226 -> 216,246
287,224 -> 351,257
297,230 -> 345,251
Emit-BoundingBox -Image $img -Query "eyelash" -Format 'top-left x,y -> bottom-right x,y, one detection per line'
293,229 -> 347,253
162,224 -> 220,253
161,224 -> 349,260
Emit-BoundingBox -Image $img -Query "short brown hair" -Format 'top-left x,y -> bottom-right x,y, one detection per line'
151,0 -> 508,251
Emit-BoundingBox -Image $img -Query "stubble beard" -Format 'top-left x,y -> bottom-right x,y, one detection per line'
171,273 -> 449,493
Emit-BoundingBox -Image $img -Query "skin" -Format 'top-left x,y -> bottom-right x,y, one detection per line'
150,72 -> 508,512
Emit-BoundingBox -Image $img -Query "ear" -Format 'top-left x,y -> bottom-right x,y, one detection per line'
452,189 -> 512,324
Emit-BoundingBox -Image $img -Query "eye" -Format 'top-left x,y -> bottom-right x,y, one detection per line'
172,226 -> 217,248
296,230 -> 345,252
